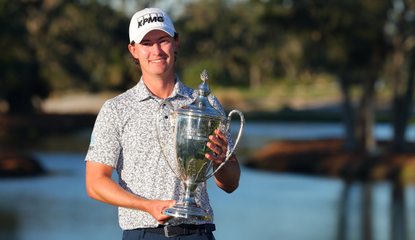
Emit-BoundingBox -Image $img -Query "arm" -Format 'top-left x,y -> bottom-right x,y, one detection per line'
85,161 -> 176,224
205,129 -> 241,193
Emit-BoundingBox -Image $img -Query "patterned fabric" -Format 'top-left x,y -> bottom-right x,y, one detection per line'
85,75 -> 233,230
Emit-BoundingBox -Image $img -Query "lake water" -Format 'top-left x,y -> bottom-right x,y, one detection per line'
1,122 -> 415,240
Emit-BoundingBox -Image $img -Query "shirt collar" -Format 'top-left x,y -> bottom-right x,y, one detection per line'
135,74 -> 194,102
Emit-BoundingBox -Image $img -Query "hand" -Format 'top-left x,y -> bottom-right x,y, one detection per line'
205,129 -> 228,168
147,199 -> 177,224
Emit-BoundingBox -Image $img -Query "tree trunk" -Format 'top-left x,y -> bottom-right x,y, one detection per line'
339,74 -> 357,151
356,77 -> 377,154
392,46 -> 415,153
6,51 -> 39,114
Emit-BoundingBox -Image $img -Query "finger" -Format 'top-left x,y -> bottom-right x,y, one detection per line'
158,216 -> 173,224
215,129 -> 228,142
205,153 -> 224,164
209,135 -> 226,152
207,142 -> 223,156
161,200 -> 176,214
215,129 -> 226,138
205,148 -> 226,163
216,129 -> 229,142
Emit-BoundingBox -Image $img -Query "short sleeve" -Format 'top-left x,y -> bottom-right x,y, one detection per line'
85,100 -> 122,168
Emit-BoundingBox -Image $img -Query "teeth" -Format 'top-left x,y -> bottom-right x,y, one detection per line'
152,59 -> 163,63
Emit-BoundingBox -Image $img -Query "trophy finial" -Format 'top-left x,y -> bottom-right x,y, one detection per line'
200,69 -> 209,83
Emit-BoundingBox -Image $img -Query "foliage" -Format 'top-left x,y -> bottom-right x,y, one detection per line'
175,0 -> 286,88
0,0 -> 413,120
0,0 -> 140,113
173,0 -> 393,89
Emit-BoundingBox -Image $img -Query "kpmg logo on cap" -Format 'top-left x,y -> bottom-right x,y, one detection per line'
137,13 -> 164,29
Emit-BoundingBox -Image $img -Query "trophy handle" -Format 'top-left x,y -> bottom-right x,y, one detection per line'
202,109 -> 245,181
156,101 -> 181,179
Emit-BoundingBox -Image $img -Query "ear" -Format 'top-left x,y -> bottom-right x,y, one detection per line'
128,43 -> 139,58
174,36 -> 179,51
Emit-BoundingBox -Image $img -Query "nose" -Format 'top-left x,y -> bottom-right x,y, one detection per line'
151,43 -> 163,55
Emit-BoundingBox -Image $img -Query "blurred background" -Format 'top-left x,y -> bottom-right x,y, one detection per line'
1,0 -> 415,239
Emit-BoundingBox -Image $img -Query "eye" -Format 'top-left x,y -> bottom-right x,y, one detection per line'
140,41 -> 153,46
160,38 -> 171,44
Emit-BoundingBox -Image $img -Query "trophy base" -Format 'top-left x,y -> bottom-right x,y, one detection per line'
163,203 -> 212,221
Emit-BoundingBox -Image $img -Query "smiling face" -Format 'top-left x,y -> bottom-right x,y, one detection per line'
128,30 -> 179,80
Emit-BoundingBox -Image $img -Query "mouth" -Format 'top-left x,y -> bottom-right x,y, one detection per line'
150,58 -> 166,63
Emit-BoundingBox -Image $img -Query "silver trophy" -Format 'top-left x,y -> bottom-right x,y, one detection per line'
156,70 -> 245,221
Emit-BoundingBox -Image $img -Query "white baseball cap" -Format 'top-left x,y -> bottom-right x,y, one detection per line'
129,8 -> 176,43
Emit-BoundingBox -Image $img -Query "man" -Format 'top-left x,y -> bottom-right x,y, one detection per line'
85,8 -> 241,240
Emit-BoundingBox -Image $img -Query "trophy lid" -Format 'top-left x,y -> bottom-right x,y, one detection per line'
176,70 -> 224,120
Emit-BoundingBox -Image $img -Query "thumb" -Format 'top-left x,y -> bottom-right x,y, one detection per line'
169,200 -> 177,207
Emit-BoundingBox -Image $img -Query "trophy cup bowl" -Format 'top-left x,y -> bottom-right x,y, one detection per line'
156,70 -> 245,220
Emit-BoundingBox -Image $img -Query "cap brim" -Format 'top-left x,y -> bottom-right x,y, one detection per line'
131,26 -> 175,43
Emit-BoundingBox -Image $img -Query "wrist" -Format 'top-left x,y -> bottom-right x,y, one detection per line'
132,197 -> 151,212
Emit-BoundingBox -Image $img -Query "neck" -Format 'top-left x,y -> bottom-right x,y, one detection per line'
142,73 -> 176,99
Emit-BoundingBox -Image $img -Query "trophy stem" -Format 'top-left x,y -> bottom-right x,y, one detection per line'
182,181 -> 198,205
163,181 -> 212,221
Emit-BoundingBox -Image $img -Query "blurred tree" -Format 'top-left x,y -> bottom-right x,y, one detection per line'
0,0 -> 49,113
386,0 -> 415,152
0,0 -> 139,114
174,0 -> 285,88
175,0 -> 249,87
252,0 -> 393,154
171,0 -> 415,154
2,0 -> 414,154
